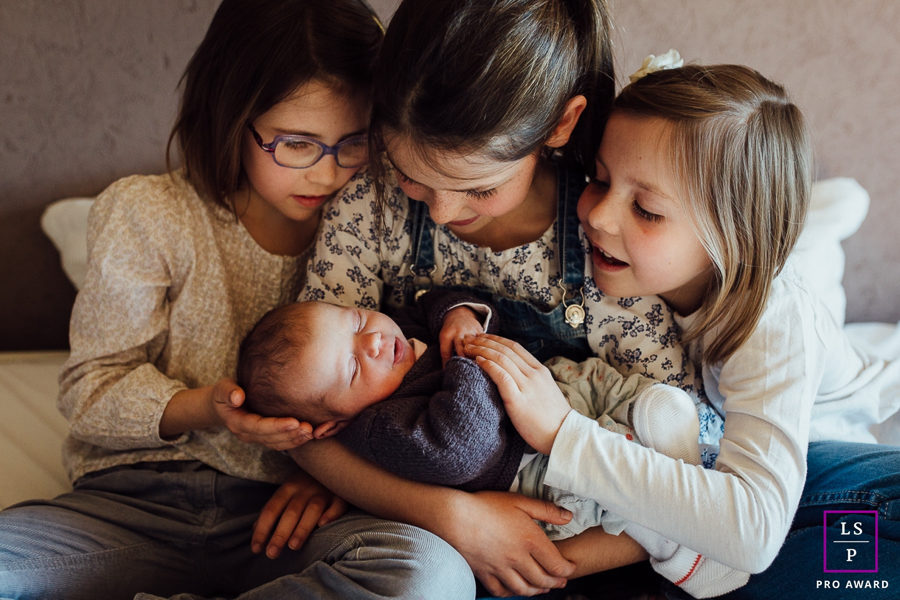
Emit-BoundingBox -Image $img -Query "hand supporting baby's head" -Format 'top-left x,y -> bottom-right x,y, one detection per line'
238,300 -> 418,439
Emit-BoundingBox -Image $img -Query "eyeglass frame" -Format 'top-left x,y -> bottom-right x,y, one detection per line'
246,122 -> 369,169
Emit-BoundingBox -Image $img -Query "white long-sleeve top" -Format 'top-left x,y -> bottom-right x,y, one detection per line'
543,265 -> 891,573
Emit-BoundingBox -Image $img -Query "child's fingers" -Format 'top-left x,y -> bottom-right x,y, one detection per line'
228,387 -> 244,408
439,335 -> 454,365
475,355 -> 523,397
515,495 -> 573,527
266,496 -> 317,558
476,334 -> 544,369
318,496 -> 349,527
453,336 -> 467,360
286,496 -> 328,552
234,415 -> 312,449
251,490 -> 290,554
466,337 -> 532,377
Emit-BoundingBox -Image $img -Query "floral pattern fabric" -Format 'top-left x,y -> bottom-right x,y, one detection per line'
303,166 -> 724,465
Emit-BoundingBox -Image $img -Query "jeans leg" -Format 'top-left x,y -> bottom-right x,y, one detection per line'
0,490 -> 199,600
136,511 -> 476,600
238,511 -> 476,600
717,441 -> 900,599
1,465 -> 475,600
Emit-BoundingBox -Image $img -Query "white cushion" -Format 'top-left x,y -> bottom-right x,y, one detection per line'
40,197 -> 94,290
787,177 -> 869,326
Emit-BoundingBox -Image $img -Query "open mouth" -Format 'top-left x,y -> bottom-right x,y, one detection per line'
593,246 -> 629,267
392,337 -> 404,365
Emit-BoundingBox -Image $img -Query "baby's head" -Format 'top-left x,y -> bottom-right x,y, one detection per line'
238,301 -> 417,439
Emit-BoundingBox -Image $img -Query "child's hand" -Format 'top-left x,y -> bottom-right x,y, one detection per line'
251,469 -> 348,559
209,377 -> 313,451
465,334 -> 571,455
439,306 -> 485,365
442,490 -> 574,596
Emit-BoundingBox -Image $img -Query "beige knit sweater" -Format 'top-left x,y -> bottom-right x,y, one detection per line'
59,172 -> 305,484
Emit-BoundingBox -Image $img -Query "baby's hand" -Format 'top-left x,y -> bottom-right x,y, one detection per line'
251,469 -> 348,559
210,377 -> 313,451
439,306 -> 485,365
465,334 -> 571,455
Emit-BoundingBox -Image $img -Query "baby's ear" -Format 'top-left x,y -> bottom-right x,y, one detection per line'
312,420 -> 350,439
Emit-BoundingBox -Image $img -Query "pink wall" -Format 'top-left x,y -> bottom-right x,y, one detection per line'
611,0 -> 900,325
0,0 -> 896,349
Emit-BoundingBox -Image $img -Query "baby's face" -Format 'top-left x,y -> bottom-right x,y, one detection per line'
298,303 -> 417,420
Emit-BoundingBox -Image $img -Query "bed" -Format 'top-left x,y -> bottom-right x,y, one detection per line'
0,350 -> 69,508
1,179 -> 898,511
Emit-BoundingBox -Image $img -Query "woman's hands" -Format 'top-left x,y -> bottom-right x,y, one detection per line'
439,306 -> 485,365
251,468 -> 349,558
438,490 -> 576,597
208,378 -> 313,450
465,334 -> 571,455
161,377 -> 313,450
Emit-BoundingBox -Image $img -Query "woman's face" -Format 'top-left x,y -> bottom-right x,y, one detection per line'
384,133 -> 540,239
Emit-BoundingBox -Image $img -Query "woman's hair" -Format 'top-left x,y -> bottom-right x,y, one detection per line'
615,64 -> 812,363
369,0 -> 614,194
167,0 -> 383,208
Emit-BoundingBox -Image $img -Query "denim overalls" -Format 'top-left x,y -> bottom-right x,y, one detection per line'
405,162 -> 591,363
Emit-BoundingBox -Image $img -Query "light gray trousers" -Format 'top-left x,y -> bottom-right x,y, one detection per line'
0,461 -> 475,600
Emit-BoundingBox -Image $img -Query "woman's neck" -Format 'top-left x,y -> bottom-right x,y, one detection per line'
455,159 -> 557,251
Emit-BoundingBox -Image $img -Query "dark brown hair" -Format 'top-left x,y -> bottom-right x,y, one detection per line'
237,302 -> 323,421
368,0 -> 614,193
167,0 -> 383,208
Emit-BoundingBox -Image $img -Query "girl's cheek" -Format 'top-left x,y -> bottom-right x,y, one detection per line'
576,189 -> 600,229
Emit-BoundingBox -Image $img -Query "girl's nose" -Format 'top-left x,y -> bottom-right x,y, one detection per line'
425,191 -> 463,224
582,187 -> 620,236
306,154 -> 340,188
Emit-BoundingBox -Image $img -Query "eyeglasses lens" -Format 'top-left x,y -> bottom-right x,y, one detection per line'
336,138 -> 368,168
274,140 -> 321,168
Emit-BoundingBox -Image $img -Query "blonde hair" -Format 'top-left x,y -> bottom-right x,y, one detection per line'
615,65 -> 812,363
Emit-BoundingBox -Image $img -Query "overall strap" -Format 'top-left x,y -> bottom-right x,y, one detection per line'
556,164 -> 588,287
408,198 -> 436,302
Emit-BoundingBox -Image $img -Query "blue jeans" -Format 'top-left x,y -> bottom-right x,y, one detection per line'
664,440 -> 900,599
0,461 -> 475,600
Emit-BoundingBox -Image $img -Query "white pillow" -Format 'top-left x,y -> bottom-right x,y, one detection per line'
40,197 -> 94,290
787,177 -> 869,326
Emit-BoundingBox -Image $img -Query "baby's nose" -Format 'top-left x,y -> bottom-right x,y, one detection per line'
363,331 -> 382,357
